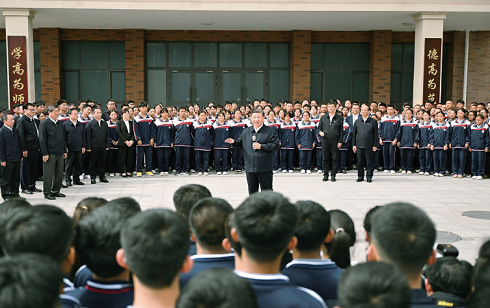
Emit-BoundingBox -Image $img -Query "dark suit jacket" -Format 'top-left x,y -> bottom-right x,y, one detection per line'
346,114 -> 360,129
352,117 -> 379,149
233,124 -> 280,173
85,119 -> 110,150
0,126 -> 22,162
317,113 -> 344,144
16,114 -> 40,151
116,120 -> 135,146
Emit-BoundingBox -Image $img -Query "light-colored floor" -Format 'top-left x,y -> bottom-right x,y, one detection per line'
24,170 -> 490,264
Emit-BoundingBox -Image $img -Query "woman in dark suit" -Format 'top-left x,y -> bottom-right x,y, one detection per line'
116,108 -> 135,177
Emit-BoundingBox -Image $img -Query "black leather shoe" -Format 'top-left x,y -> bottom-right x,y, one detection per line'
53,192 -> 66,197
322,176 -> 329,182
331,177 -> 336,182
356,178 -> 364,182
342,170 -> 347,174
73,181 -> 84,185
127,173 -> 133,177
31,188 -> 42,192
91,179 -> 96,184
100,178 -> 109,183
21,189 -> 33,194
44,194 -> 56,200
66,182 -> 73,187
61,184 -> 68,188
367,178 -> 373,183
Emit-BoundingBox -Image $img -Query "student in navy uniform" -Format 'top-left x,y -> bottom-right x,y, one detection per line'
120,209 -> 193,308
179,197 -> 235,288
369,202 -> 438,308
212,111 -> 230,175
468,114 -> 489,180
395,108 -> 419,175
296,111 -> 317,174
154,108 -> 173,176
230,191 -> 327,308
0,112 -> 23,200
86,107 -> 110,184
339,118 -> 351,174
193,110 -> 213,176
63,107 -> 85,186
172,106 -> 194,175
57,100 -> 70,122
337,262 -> 412,308
282,201 -> 342,308
449,109 -> 470,178
430,112 -> 450,177
279,112 -> 296,173
265,110 -> 281,173
116,108 -> 135,177
379,104 -> 400,174
418,111 -> 433,176
229,110 -> 248,173
107,110 -> 119,176
133,102 -> 155,176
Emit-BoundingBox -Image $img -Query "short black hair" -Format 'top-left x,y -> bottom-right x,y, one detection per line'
372,202 -> 436,276
121,209 -> 190,288
0,205 -> 73,263
176,268 -> 258,308
189,197 -> 233,252
173,184 -> 212,222
232,191 -> 297,262
0,254 -> 63,308
139,101 -> 149,108
57,99 -> 67,106
363,206 -> 382,235
74,200 -> 141,278
294,201 -> 330,251
224,213 -> 241,257
338,262 -> 412,308
0,198 -> 31,216
325,210 -> 356,269
424,256 -> 473,298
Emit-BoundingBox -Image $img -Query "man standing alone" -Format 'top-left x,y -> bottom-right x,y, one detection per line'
352,104 -> 378,183
318,101 -> 344,182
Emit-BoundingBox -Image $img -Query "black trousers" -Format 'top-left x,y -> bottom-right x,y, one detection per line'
118,145 -> 134,174
43,154 -> 64,195
357,148 -> 374,180
21,148 -> 39,190
65,151 -> 82,182
90,147 -> 107,179
322,142 -> 339,176
246,171 -> 273,195
1,161 -> 21,199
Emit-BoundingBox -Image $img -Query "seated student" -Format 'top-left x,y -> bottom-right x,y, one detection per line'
176,268 -> 258,308
180,197 -> 235,288
325,209 -> 356,269
467,241 -> 490,308
281,201 -> 342,307
0,205 -> 78,308
337,261 -> 412,308
369,202 -> 438,308
230,191 -> 327,308
119,209 -> 193,308
173,184 -> 212,255
424,257 -> 472,308
0,197 -> 31,215
68,199 -> 141,308
0,254 -> 63,308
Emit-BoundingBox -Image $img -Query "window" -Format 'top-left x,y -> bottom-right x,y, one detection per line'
311,43 -> 370,103
146,42 -> 289,106
62,42 -> 125,103
390,43 -> 414,108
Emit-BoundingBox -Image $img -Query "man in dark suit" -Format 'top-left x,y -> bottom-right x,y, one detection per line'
16,102 -> 42,194
225,110 -> 280,195
352,104 -> 378,183
64,107 -> 86,186
318,101 -> 344,182
345,103 -> 360,170
86,107 -> 110,184
0,112 -> 23,200
39,105 -> 67,200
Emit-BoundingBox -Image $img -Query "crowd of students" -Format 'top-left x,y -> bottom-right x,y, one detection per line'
0,184 -> 488,308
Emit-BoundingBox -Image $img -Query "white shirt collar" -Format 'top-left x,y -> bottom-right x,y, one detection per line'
254,124 -> 264,133
49,117 -> 58,124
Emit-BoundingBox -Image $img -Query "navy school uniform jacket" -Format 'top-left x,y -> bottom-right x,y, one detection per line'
396,118 -> 419,148
235,271 -> 327,308
154,118 -> 174,147
172,117 -> 194,147
63,120 -> 86,152
65,278 -> 134,308
418,121 -> 432,149
265,119 -> 280,138
0,126 -> 22,162
340,120 -> 351,150
430,122 -> 450,149
73,264 -> 93,288
229,118 -> 249,140
449,119 -> 470,148
295,121 -> 317,150
179,253 -> 235,288
379,115 -> 400,142
279,120 -> 296,149
411,288 -> 439,308
212,121 -> 230,149
282,259 -> 343,308
108,120 -> 118,150
193,120 -> 213,151
133,113 -> 155,146
78,115 -> 91,130
468,123 -> 489,151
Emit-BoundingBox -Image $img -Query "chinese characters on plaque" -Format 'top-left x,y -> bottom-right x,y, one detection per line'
8,36 -> 28,108
423,38 -> 442,105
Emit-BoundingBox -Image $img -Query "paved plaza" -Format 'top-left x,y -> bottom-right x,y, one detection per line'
24,170 -> 490,264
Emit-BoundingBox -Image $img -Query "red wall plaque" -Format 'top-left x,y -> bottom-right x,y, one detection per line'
8,36 -> 28,109
423,38 -> 442,106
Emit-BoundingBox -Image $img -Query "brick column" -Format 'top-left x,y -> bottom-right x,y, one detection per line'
446,31 -> 465,103
290,30 -> 311,102
369,30 -> 392,103
125,29 -> 145,102
39,28 -> 62,104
